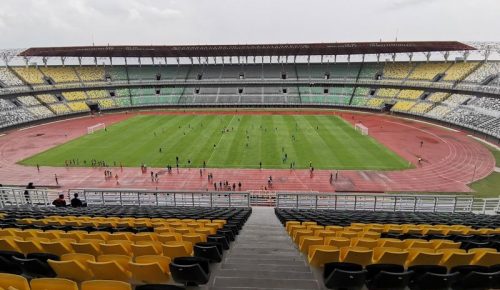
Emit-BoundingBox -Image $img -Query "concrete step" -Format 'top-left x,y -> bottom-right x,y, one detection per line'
225,257 -> 307,266
212,276 -> 321,289
216,269 -> 315,280
221,263 -> 311,273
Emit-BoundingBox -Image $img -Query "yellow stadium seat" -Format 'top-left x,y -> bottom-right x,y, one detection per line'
81,280 -> 132,290
71,240 -> 102,256
100,241 -> 132,256
61,253 -> 95,267
308,245 -> 340,267
186,222 -> 202,229
0,229 -> 15,237
182,233 -> 207,244
40,239 -> 75,256
359,231 -> 381,239
0,237 -> 21,252
83,232 -> 110,241
338,231 -> 358,239
173,228 -> 193,235
340,247 -> 373,266
324,237 -> 351,248
470,250 -> 500,267
129,255 -> 171,284
15,238 -> 46,254
97,255 -> 132,271
405,248 -> 443,267
14,229 -> 41,240
438,251 -> 475,269
108,233 -> 133,241
432,240 -> 461,250
36,231 -> 61,240
403,239 -> 427,248
408,241 -> 435,249
48,259 -> 94,282
30,278 -> 78,290
315,230 -> 337,239
0,273 -> 30,290
132,233 -> 158,243
372,247 -> 409,265
154,227 -> 173,234
306,225 -> 324,232
351,238 -> 378,248
195,228 -> 216,235
293,230 -> 314,244
345,226 -> 364,233
288,225 -> 306,236
285,221 -> 301,232
324,226 -> 344,232
162,241 -> 193,259
299,236 -> 324,254
157,233 -> 182,243
131,242 -> 162,256
87,261 -> 131,282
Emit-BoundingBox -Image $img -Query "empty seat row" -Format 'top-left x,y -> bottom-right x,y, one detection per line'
276,209 -> 500,229
0,274 -> 183,290
307,245 -> 499,269
323,262 -> 500,290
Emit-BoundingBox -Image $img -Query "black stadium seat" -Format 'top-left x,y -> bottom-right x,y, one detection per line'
365,263 -> 404,281
452,271 -> 500,290
411,272 -> 460,290
193,242 -> 223,263
367,270 -> 414,290
12,257 -> 56,278
169,257 -> 210,286
324,269 -> 367,290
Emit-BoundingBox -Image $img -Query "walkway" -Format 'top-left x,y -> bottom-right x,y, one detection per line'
209,207 -> 322,289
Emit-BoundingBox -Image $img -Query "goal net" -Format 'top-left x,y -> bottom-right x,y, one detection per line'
87,123 -> 106,134
354,123 -> 368,136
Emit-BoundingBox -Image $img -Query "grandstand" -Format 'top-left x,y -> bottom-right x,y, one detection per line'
0,41 -> 499,289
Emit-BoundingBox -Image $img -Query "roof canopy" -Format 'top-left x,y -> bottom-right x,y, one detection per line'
18,41 -> 475,58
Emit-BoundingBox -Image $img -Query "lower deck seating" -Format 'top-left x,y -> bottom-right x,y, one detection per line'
276,209 -> 500,289
0,206 -> 251,288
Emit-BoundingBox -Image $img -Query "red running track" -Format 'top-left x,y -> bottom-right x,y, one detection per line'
0,110 -> 495,193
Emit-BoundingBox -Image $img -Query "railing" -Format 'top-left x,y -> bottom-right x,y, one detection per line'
276,193 -> 500,214
0,187 -> 56,207
67,188 -> 250,208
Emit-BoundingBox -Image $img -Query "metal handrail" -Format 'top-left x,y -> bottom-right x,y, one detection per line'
67,188 -> 250,208
275,192 -> 499,214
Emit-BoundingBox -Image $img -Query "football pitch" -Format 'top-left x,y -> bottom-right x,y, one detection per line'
20,114 -> 411,170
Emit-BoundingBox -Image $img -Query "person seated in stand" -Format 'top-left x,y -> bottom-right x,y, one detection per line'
52,194 -> 67,207
71,193 -> 84,207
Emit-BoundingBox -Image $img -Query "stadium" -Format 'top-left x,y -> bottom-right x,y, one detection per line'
0,2 -> 500,289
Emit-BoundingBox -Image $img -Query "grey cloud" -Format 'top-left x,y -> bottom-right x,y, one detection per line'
0,0 -> 498,48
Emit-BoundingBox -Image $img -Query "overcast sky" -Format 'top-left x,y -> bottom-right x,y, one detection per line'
0,0 -> 499,48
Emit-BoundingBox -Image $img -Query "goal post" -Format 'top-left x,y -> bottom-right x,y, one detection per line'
87,123 -> 106,134
354,123 -> 369,136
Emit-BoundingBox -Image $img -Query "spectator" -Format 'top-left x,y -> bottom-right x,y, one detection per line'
52,194 -> 66,207
71,193 -> 83,208
24,182 -> 35,205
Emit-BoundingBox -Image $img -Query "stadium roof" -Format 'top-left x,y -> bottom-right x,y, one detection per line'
18,41 -> 475,58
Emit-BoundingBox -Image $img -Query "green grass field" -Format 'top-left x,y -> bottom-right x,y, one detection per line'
469,144 -> 500,198
20,114 -> 411,170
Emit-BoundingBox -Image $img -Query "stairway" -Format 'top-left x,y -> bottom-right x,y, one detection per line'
209,207 -> 322,289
